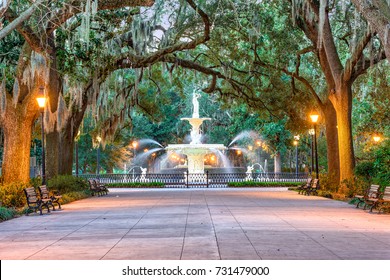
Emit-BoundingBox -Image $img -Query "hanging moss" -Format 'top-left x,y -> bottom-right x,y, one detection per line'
12,79 -> 19,107
0,80 -> 6,116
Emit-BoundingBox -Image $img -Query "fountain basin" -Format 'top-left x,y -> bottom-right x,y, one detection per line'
166,144 -> 227,174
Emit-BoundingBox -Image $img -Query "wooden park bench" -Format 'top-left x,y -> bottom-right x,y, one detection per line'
24,187 -> 51,215
354,184 -> 380,209
38,185 -> 62,210
93,179 -> 109,195
305,178 -> 319,196
298,177 -> 312,195
88,179 -> 108,196
367,186 -> 390,213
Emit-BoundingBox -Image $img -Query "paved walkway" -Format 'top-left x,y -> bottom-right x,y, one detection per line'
1,188 -> 390,260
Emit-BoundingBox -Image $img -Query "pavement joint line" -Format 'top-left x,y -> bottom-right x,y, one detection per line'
100,192 -> 169,260
246,192 -> 343,260
25,210 -> 111,260
273,212 -> 343,260
221,192 -> 263,260
204,190 -> 222,260
179,190 -> 193,260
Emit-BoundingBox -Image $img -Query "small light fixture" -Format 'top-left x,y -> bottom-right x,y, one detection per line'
373,135 -> 381,143
294,135 -> 300,141
96,136 -> 102,143
293,140 -> 299,146
132,141 -> 138,149
36,86 -> 46,108
310,113 -> 319,123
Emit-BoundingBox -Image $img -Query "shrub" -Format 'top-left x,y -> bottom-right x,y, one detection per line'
355,161 -> 376,181
106,182 -> 165,188
29,177 -> 42,188
0,207 -> 17,221
317,173 -> 339,194
0,182 -> 30,208
373,141 -> 390,186
227,181 -> 302,187
48,175 -> 89,194
60,191 -> 90,204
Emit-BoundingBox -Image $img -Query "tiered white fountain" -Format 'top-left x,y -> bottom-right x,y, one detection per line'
166,91 -> 227,174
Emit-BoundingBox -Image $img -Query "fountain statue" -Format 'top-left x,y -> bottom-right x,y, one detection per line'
192,90 -> 201,118
140,167 -> 148,182
166,90 -> 226,174
245,165 -> 254,181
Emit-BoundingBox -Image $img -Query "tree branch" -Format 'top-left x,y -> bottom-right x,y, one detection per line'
344,29 -> 372,80
47,0 -> 155,34
0,0 -> 45,40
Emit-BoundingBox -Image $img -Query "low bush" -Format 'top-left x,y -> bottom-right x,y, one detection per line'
48,175 -> 90,194
60,191 -> 90,204
0,207 -> 17,221
106,182 -> 165,188
317,173 -> 367,200
0,182 -> 30,208
227,181 -> 302,187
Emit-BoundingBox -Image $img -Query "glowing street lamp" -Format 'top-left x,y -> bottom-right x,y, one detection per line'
36,86 -> 47,184
373,135 -> 381,143
309,113 -> 319,179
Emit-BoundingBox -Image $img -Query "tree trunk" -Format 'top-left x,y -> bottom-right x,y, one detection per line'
330,83 -> 355,183
58,126 -> 75,175
45,129 -> 59,179
2,105 -> 35,183
274,152 -> 281,173
323,100 -> 340,182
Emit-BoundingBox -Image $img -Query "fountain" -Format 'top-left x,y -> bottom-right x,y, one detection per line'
165,90 -> 227,174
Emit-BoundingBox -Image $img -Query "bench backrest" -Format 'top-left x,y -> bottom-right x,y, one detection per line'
367,185 -> 380,198
38,185 -> 50,199
24,187 -> 39,204
312,179 -> 319,188
88,179 -> 98,189
381,186 -> 390,200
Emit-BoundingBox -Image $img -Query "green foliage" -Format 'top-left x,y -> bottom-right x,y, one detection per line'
47,175 -> 89,194
318,173 -> 367,200
59,191 -> 90,204
338,177 -> 368,199
227,181 -> 301,187
29,177 -> 42,188
0,207 -> 17,221
106,182 -> 165,188
355,161 -> 376,181
372,140 -> 390,186
260,118 -> 292,156
0,182 -> 30,208
354,139 -> 390,186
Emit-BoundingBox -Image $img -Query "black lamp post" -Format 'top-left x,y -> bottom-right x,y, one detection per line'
293,135 -> 300,178
310,113 -> 319,179
96,136 -> 101,175
309,129 -> 315,174
36,86 -> 47,185
75,131 -> 80,176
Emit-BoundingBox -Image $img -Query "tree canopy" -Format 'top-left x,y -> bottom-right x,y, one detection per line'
0,0 -> 389,186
